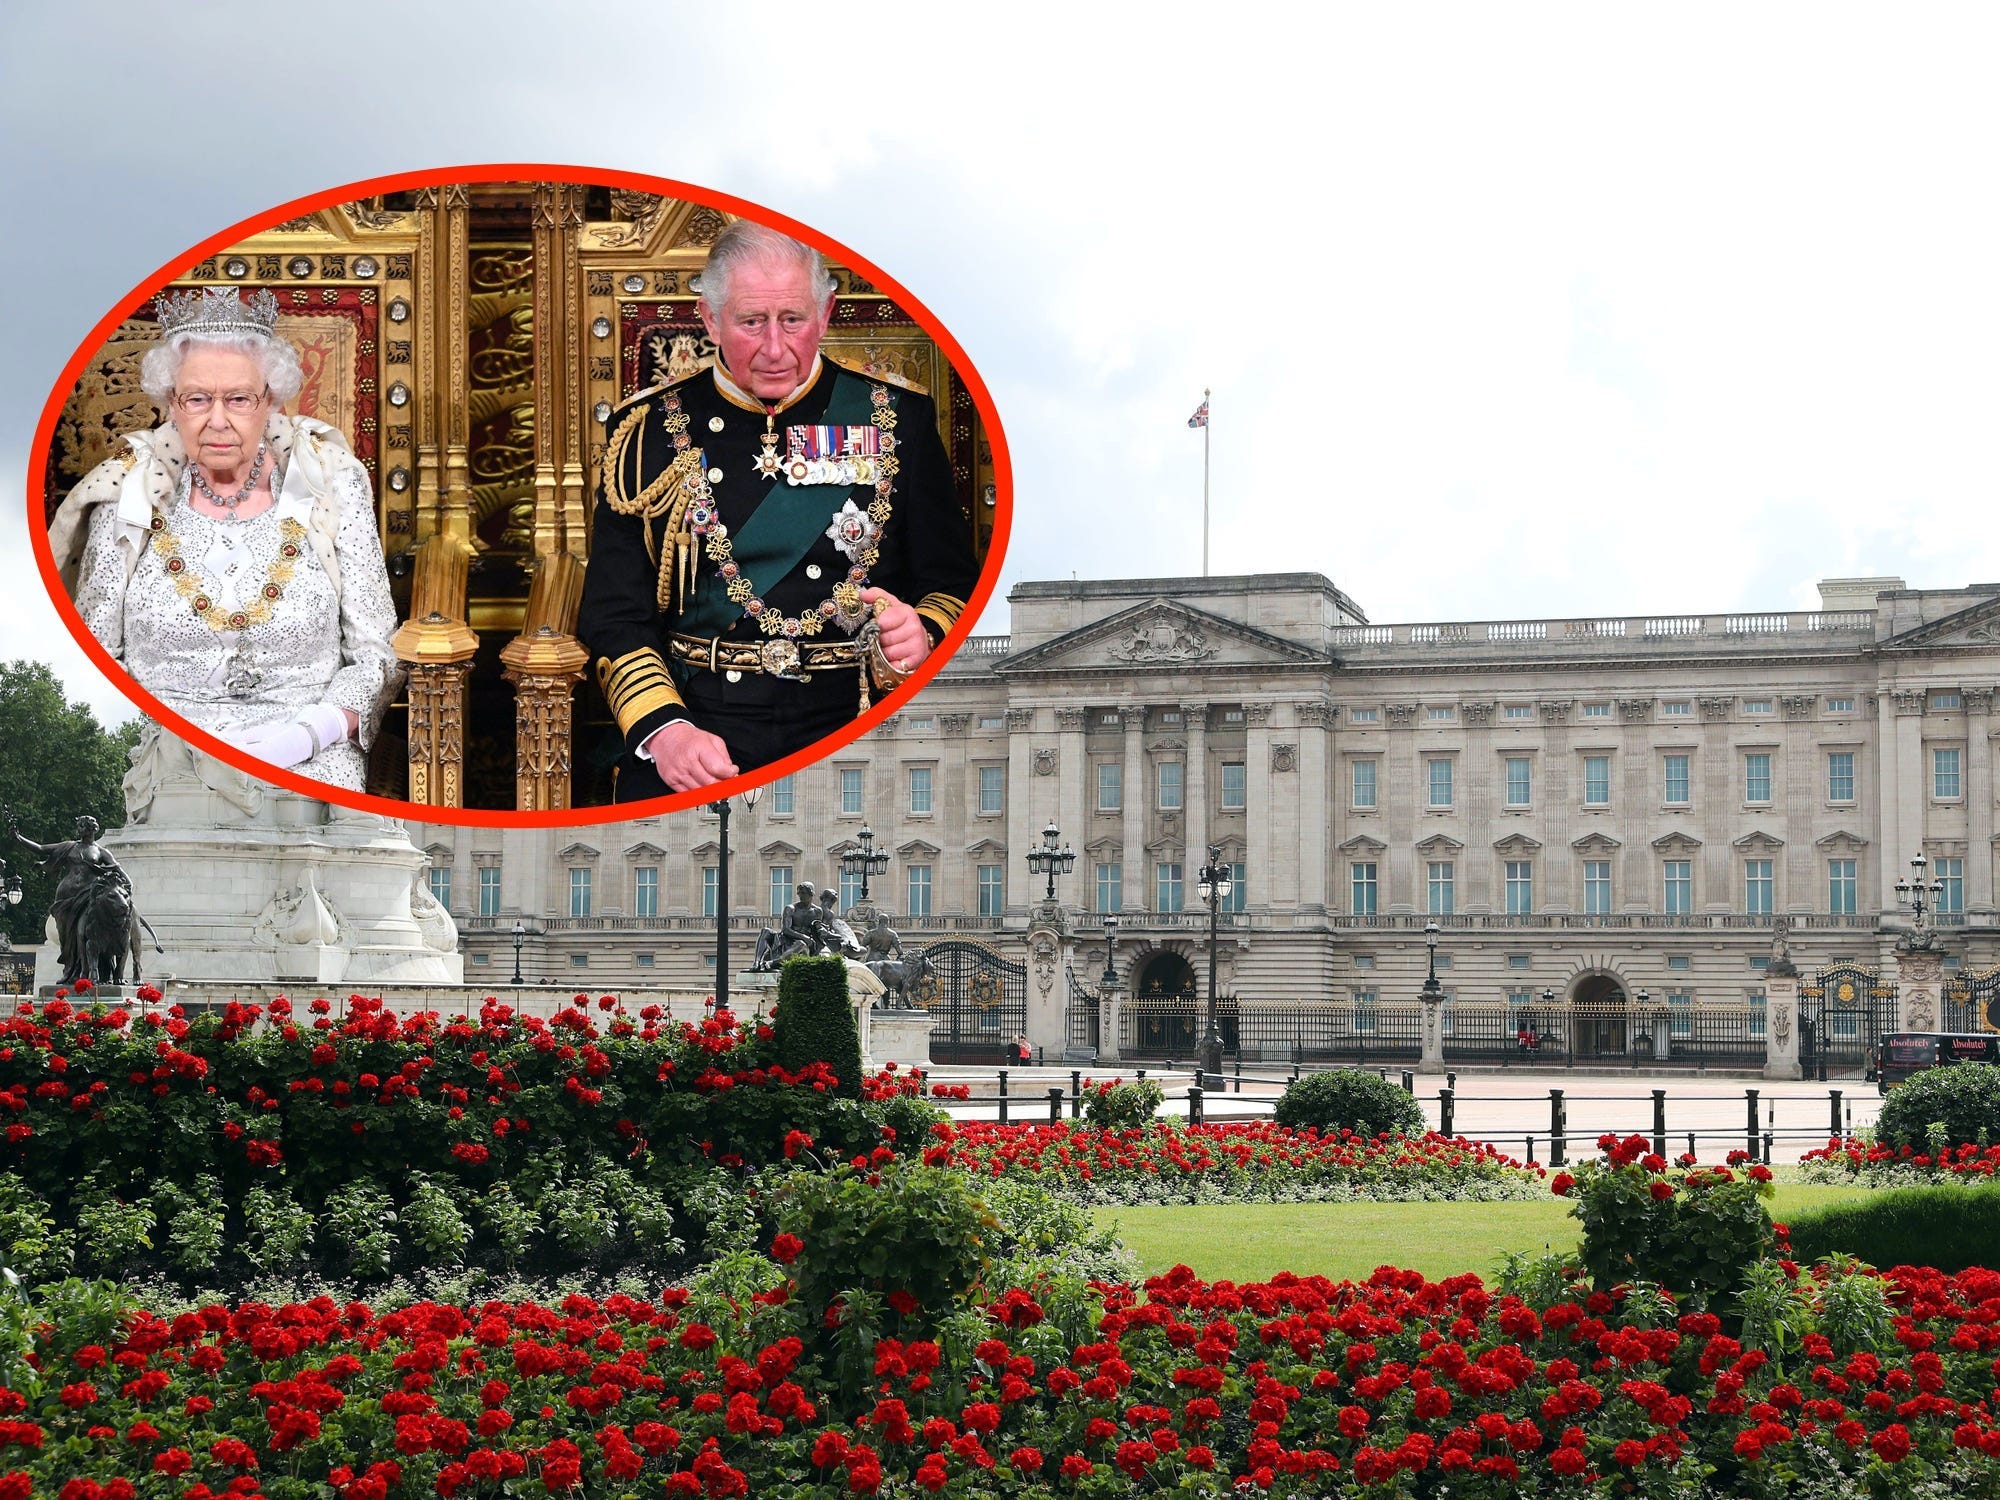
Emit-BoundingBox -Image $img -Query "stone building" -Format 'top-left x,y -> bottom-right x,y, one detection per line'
412,571 -> 2000,1064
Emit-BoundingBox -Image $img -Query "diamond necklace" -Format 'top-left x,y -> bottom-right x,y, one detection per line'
189,443 -> 269,509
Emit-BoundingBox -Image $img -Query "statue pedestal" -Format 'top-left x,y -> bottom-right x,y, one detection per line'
1418,997 -> 1445,1075
867,1007 -> 935,1070
1895,945 -> 1945,1032
36,731 -> 461,992
1763,972 -> 1802,1080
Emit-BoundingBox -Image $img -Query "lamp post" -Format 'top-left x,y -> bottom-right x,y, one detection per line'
839,824 -> 892,906
712,783 -> 765,1011
1025,820 -> 1076,903
1100,912 -> 1120,986
510,920 -> 525,987
1420,920 -> 1445,1003
1895,851 -> 1945,938
1196,846 -> 1234,1085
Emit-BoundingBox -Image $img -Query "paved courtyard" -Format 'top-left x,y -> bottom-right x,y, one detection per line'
925,1063 -> 1880,1165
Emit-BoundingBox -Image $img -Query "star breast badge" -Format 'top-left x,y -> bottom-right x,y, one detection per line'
823,499 -> 882,560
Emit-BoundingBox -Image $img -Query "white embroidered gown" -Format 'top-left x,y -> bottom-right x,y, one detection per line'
73,462 -> 400,792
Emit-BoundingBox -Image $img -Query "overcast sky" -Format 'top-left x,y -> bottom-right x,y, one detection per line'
5,4 -> 1998,729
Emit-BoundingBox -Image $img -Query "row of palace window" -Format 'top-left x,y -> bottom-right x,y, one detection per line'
1343,748 -> 1964,811
431,849 -> 1965,922
1340,989 -> 1744,1037
777,744 -> 1970,820
432,862 -> 1014,921
1342,856 -> 1966,916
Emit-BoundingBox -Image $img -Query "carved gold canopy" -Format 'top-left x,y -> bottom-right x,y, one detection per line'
43,182 -> 997,811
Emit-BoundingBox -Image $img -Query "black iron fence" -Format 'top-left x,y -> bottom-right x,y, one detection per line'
1102,998 -> 1770,1069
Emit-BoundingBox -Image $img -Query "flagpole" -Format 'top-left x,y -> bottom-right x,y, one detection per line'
1202,386 -> 1211,577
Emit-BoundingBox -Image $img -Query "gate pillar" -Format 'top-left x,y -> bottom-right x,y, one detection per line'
1895,943 -> 1945,1033
1025,906 -> 1072,1059
1763,973 -> 1802,1080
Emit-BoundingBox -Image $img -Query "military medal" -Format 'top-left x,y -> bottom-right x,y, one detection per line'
824,499 -> 882,561
753,413 -> 784,481
678,379 -> 901,642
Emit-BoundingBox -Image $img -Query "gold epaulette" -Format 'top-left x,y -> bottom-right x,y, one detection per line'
597,646 -> 685,736
825,353 -> 926,395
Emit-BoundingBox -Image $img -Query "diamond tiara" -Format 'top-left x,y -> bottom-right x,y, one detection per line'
155,286 -> 282,340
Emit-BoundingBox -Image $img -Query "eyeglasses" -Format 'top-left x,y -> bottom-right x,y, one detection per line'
172,389 -> 269,416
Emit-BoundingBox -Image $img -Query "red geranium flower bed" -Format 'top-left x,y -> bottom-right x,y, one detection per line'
916,1119 -> 1543,1203
1804,1136 -> 2000,1181
4,1257 -> 2000,1495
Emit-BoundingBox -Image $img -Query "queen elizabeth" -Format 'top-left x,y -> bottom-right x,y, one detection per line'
49,287 -> 401,792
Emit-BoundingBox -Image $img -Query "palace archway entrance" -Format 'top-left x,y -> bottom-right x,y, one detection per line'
1132,952 -> 1200,1057
1570,974 -> 1628,1059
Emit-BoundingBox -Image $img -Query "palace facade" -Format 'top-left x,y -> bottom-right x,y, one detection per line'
413,572 -> 2000,1054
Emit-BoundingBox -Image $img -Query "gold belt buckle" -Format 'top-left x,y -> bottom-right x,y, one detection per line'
759,638 -> 809,682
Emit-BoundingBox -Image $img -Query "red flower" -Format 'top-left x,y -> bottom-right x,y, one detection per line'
1873,1424 -> 1912,1462
887,1291 -> 920,1316
1550,1172 -> 1576,1196
1649,1179 -> 1675,1201
770,1234 -> 805,1266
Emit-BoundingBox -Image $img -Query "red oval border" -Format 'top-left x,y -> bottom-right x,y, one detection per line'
27,163 -> 1013,828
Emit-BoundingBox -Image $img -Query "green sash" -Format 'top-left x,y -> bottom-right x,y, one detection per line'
676,368 -> 880,641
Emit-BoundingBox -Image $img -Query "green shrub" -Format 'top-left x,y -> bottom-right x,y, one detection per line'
1784,1181 -> 2000,1272
323,1182 -> 396,1280
241,1186 -> 312,1276
477,1184 -> 537,1267
872,1092 -> 948,1157
1273,1069 -> 1424,1138
1876,1062 -> 2000,1151
772,955 -> 864,1099
151,1177 -> 225,1276
404,1175 -> 472,1264
1558,1134 -> 1775,1298
771,1160 -> 997,1329
1084,1078 -> 1165,1130
0,1179 -> 72,1284
73,1175 -> 153,1273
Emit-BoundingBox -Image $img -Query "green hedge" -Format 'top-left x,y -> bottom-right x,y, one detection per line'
1785,1182 -> 2000,1273
1273,1068 -> 1425,1138
773,955 -> 864,1101
1876,1061 -> 2000,1151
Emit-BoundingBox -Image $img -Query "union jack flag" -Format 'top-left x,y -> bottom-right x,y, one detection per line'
1187,399 -> 1209,428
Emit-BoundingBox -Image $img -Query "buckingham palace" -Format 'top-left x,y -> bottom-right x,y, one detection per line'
412,570 -> 2000,1068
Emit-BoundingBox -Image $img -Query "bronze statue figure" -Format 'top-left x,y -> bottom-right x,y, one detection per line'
816,889 -> 866,960
6,808 -> 157,987
751,881 -> 829,971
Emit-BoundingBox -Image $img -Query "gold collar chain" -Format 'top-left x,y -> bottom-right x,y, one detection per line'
662,383 -> 901,640
148,513 -> 308,632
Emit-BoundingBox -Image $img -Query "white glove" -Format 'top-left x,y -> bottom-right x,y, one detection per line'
235,704 -> 351,770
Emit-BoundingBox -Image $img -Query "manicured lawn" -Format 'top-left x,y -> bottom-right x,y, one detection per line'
1092,1183 -> 1882,1284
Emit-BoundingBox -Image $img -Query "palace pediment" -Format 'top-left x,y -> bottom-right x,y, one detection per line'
1880,592 -> 2000,652
994,599 -> 1328,677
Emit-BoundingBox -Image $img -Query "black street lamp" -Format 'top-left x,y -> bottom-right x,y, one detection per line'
839,824 -> 892,904
1197,846 -> 1234,1085
1100,912 -> 1120,986
1025,820 -> 1076,903
1895,851 -> 1945,936
510,920 -> 525,987
712,784 -> 765,1010
1420,920 -> 1445,1003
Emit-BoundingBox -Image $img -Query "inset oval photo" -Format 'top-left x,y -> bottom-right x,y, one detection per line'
30,167 -> 1009,826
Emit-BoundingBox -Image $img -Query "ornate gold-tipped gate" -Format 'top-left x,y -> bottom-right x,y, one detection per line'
45,179 -> 997,810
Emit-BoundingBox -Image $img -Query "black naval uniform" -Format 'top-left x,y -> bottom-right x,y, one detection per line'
578,356 -> 977,801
